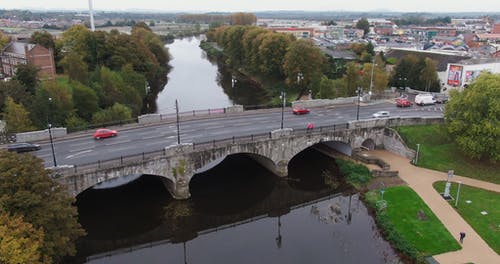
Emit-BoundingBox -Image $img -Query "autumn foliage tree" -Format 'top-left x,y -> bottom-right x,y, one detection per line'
0,151 -> 85,262
0,212 -> 45,264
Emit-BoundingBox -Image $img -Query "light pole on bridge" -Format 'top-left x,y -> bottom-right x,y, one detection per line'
280,91 -> 286,130
175,99 -> 181,144
48,97 -> 57,167
356,87 -> 362,121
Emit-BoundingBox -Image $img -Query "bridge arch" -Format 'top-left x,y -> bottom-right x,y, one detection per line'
361,138 -> 376,150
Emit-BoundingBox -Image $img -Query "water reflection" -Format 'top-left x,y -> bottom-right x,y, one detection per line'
155,36 -> 270,114
73,149 -> 399,264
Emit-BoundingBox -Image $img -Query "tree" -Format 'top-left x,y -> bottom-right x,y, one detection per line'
92,103 -> 132,124
356,18 -> 370,36
72,82 -> 99,121
0,151 -> 85,262
2,97 -> 35,133
445,73 -> 500,162
0,211 -> 45,264
283,39 -> 325,90
342,62 -> 361,96
13,64 -> 39,94
0,31 -> 11,50
60,51 -> 89,84
257,32 -> 293,77
420,58 -> 440,92
30,30 -> 55,50
0,80 -> 32,112
230,12 -> 257,25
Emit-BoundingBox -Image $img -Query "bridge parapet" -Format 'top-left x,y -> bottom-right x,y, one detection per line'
49,117 -> 444,199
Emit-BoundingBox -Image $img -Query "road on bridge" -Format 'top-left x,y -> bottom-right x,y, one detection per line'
33,102 -> 444,167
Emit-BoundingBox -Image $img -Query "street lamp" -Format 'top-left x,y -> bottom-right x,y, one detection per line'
175,99 -> 181,144
369,56 -> 376,95
280,91 -> 286,130
356,87 -> 362,120
415,143 -> 420,165
231,76 -> 237,105
47,97 -> 57,167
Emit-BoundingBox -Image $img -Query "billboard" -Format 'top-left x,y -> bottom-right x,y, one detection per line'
447,65 -> 463,87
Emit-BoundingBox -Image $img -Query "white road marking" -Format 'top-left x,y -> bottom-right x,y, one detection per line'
66,149 -> 92,159
104,140 -> 131,146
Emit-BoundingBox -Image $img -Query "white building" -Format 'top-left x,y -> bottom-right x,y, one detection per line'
441,62 -> 500,93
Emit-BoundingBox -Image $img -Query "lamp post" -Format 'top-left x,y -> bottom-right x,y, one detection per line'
455,181 -> 462,207
231,76 -> 237,105
275,216 -> 282,249
280,91 -> 286,130
47,97 -> 57,167
175,99 -> 181,144
369,56 -> 375,95
356,87 -> 362,120
415,143 -> 420,165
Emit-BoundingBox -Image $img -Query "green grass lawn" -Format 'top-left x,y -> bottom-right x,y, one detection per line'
433,181 -> 500,254
365,186 -> 461,260
395,125 -> 500,184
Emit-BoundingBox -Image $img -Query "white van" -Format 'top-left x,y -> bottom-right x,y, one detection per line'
415,94 -> 436,106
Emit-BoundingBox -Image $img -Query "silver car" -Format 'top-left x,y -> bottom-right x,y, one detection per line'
372,111 -> 390,118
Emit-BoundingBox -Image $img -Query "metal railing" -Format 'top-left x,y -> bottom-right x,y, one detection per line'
57,122 -> 350,175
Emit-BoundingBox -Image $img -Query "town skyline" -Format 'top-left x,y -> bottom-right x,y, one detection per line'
3,0 -> 500,13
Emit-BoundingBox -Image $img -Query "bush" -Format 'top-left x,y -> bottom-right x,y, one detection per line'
335,158 -> 371,187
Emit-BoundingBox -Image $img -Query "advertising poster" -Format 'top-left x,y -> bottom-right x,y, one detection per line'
465,71 -> 479,83
447,65 -> 463,87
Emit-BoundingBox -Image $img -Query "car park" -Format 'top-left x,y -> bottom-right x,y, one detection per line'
93,128 -> 118,139
292,106 -> 310,115
372,111 -> 390,118
7,142 -> 41,153
396,98 -> 412,107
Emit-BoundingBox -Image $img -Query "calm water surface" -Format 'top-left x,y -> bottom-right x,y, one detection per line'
155,36 -> 270,114
73,149 -> 399,263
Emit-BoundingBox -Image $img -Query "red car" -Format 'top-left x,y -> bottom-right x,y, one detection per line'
93,128 -> 118,139
396,98 -> 412,107
292,106 -> 310,115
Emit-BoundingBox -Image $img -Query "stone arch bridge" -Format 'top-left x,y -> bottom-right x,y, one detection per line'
52,117 -> 443,199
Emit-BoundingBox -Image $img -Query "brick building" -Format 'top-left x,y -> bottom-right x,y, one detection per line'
0,42 -> 55,79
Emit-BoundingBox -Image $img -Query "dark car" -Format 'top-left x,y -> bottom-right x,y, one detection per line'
292,106 -> 310,115
7,142 -> 41,153
435,96 -> 449,104
93,128 -> 118,139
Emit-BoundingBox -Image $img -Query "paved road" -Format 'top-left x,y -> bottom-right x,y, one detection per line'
33,101 -> 444,167
368,150 -> 500,264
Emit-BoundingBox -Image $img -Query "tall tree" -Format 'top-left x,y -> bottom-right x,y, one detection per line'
71,82 -> 99,121
230,12 -> 257,25
283,39 -> 325,90
420,58 -> 440,92
2,97 -> 35,133
92,103 -> 132,124
342,62 -> 361,96
30,30 -> 55,50
445,73 -> 500,162
60,51 -> 89,85
0,151 -> 85,262
257,32 -> 293,77
13,63 -> 39,94
0,31 -> 10,50
356,18 -> 370,36
0,212 -> 44,264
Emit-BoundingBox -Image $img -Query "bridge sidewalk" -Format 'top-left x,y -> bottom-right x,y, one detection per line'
367,150 -> 499,264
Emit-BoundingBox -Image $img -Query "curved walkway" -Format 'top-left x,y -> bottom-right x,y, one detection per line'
368,150 -> 499,264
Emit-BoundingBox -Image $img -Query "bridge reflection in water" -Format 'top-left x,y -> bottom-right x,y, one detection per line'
73,148 -> 399,264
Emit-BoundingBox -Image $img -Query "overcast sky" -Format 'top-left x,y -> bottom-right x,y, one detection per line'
2,0 -> 499,13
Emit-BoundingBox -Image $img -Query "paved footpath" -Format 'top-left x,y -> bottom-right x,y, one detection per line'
368,150 -> 500,264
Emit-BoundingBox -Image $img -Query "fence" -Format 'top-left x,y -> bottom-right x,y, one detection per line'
57,122 -> 350,175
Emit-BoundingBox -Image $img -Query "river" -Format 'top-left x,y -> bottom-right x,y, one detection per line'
155,36 -> 270,114
69,36 -> 400,263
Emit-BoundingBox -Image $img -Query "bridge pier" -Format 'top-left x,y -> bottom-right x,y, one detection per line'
275,160 -> 289,177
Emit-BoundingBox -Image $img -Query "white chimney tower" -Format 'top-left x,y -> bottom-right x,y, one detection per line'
88,0 -> 95,31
